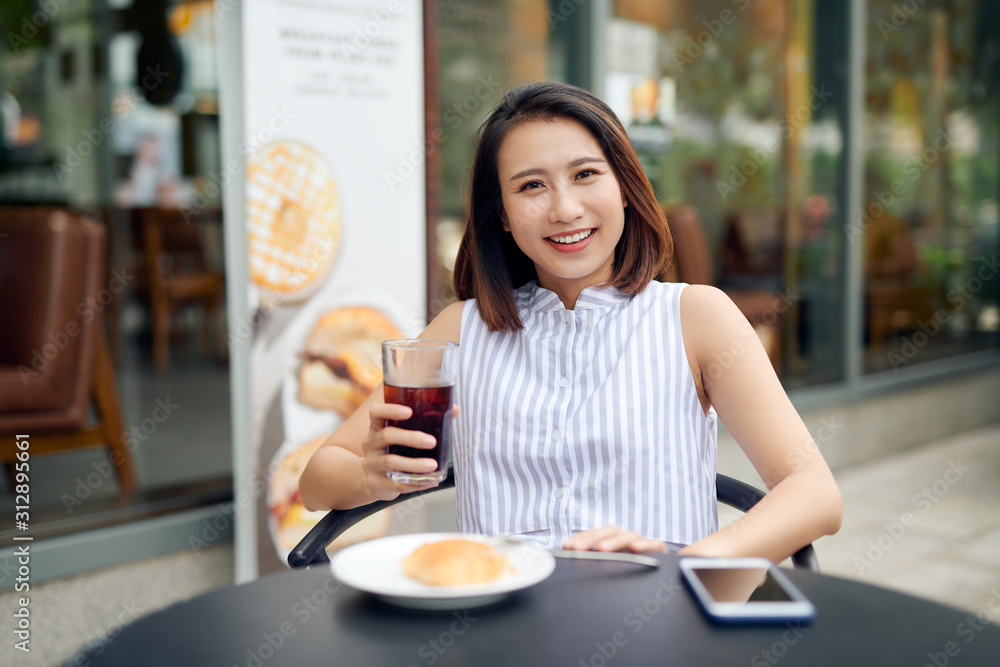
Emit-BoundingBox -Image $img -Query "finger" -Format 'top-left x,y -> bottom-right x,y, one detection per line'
563,528 -> 607,551
381,454 -> 440,475
452,405 -> 461,418
369,403 -> 413,429
379,427 -> 437,450
594,531 -> 645,553
563,525 -> 621,551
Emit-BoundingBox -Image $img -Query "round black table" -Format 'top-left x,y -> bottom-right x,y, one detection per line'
74,554 -> 1000,666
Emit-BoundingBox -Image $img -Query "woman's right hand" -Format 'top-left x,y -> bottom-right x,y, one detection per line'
361,403 -> 441,501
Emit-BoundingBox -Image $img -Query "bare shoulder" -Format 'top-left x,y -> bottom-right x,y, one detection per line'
677,285 -> 756,392
678,284 -> 748,339
421,300 -> 466,343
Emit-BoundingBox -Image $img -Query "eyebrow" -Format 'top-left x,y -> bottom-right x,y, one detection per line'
508,156 -> 608,182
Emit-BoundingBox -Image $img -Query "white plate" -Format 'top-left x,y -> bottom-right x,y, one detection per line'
330,533 -> 556,610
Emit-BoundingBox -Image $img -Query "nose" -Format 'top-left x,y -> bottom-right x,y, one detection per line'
548,186 -> 585,224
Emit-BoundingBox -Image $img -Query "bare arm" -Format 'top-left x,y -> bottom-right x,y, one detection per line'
298,301 -> 465,511
678,285 -> 842,563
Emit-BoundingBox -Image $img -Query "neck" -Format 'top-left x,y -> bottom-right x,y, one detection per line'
535,260 -> 615,310
537,277 -> 599,310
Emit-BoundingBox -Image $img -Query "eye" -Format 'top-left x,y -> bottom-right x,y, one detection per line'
517,180 -> 544,192
576,168 -> 600,180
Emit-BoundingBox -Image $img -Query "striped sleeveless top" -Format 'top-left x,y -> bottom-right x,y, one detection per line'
453,279 -> 718,550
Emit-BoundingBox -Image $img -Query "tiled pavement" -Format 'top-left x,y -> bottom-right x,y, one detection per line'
720,422 -> 1000,616
812,423 -> 1000,615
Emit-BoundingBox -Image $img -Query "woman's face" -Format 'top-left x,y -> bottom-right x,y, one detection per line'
496,117 -> 626,300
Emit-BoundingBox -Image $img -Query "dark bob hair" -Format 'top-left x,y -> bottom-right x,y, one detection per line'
453,81 -> 671,332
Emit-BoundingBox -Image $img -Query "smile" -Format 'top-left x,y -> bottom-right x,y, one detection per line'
547,229 -> 594,244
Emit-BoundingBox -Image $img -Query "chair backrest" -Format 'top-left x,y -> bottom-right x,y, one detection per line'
160,208 -> 210,270
141,207 -> 215,278
0,208 -> 105,429
288,466 -> 819,571
661,205 -> 714,285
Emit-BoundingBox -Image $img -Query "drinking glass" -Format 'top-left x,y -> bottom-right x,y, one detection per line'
382,339 -> 458,484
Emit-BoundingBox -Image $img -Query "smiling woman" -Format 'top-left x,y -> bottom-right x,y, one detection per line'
452,81 -> 671,332
300,81 -> 842,564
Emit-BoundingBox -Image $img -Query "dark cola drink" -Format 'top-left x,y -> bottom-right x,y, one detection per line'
385,383 -> 452,482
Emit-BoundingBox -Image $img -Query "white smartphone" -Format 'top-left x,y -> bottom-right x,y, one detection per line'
679,557 -> 816,625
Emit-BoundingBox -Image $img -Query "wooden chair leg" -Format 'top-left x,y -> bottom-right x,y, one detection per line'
107,291 -> 122,365
153,301 -> 170,373
93,325 -> 137,494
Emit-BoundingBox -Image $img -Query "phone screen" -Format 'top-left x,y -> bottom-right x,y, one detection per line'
687,566 -> 792,604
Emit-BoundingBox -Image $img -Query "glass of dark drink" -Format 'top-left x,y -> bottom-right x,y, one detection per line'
382,339 -> 458,484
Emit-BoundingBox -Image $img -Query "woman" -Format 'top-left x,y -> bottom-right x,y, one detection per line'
300,82 -> 841,561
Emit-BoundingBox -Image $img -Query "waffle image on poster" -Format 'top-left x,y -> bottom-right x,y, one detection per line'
247,141 -> 341,295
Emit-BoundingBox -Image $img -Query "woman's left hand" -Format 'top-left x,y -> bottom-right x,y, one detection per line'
562,525 -> 669,554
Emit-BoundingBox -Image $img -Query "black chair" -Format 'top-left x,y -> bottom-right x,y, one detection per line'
289,466 -> 820,572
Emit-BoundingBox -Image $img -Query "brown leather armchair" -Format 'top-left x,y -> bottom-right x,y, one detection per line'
0,208 -> 137,494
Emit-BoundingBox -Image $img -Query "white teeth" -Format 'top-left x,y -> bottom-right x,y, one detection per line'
549,229 -> 593,244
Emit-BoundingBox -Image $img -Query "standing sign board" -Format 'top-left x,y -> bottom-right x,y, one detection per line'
219,0 -> 426,578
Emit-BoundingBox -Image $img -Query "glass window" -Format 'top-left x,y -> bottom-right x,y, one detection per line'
612,0 -> 847,387
862,0 -> 999,374
0,0 -> 231,537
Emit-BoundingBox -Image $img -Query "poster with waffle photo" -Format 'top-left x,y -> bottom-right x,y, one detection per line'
224,0 -> 427,577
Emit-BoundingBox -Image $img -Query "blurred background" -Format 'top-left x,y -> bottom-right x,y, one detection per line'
0,0 -> 998,662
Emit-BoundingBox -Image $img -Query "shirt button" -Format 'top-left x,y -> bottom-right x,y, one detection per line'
562,312 -> 572,323
551,429 -> 561,441
559,377 -> 570,388
554,487 -> 566,499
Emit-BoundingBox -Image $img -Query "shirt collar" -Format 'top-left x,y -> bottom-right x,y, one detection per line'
516,280 -> 629,312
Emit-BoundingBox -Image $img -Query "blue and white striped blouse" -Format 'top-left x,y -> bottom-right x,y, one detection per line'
453,279 -> 718,550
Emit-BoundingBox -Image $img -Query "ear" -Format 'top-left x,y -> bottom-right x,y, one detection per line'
500,208 -> 510,232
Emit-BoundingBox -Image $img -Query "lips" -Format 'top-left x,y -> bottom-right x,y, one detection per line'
545,228 -> 596,253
